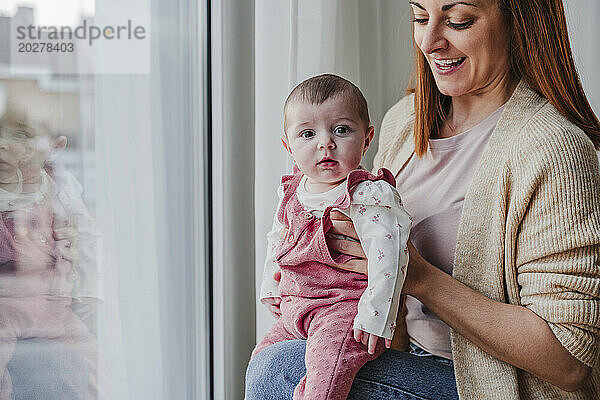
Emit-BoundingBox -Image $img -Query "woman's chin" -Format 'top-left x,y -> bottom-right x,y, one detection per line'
435,85 -> 465,98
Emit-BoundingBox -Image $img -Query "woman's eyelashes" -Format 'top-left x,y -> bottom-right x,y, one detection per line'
412,16 -> 475,30
447,19 -> 474,29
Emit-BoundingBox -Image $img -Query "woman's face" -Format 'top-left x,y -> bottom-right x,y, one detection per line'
410,0 -> 513,98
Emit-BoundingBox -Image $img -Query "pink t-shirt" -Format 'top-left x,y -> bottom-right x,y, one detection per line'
395,104 -> 506,359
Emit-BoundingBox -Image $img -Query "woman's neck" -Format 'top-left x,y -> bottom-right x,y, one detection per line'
440,73 -> 519,138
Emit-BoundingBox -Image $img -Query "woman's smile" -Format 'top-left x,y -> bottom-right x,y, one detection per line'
431,57 -> 467,75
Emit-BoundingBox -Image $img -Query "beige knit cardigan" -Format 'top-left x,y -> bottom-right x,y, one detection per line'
373,81 -> 600,399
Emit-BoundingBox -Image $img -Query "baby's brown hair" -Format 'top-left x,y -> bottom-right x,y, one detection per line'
283,74 -> 370,134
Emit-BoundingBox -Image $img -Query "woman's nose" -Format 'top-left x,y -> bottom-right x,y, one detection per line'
0,139 -> 9,151
418,23 -> 448,55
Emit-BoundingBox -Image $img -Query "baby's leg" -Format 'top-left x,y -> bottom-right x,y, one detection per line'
293,301 -> 385,400
251,318 -> 298,360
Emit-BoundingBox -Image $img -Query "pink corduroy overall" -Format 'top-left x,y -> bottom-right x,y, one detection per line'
0,200 -> 101,400
252,168 -> 397,400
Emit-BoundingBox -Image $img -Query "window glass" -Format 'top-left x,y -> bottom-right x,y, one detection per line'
0,1 -> 208,399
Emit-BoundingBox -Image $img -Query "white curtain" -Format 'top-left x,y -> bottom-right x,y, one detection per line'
93,0 -> 208,398
254,0 -> 413,340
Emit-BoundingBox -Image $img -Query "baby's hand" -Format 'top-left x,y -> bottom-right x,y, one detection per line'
353,329 -> 392,354
261,297 -> 282,319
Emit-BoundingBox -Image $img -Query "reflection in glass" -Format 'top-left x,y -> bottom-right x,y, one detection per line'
0,108 -> 101,398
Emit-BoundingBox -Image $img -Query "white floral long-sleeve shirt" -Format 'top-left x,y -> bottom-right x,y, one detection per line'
260,174 -> 411,340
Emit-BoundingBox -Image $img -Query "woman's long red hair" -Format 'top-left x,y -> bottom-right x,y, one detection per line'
410,0 -> 600,156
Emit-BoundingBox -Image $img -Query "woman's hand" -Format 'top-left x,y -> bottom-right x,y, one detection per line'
279,211 -> 368,275
402,241 -> 591,392
325,211 -> 368,275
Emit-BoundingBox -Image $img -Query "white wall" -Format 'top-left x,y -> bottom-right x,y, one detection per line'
565,0 -> 600,116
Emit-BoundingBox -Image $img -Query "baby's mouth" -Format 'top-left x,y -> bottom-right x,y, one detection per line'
317,158 -> 338,166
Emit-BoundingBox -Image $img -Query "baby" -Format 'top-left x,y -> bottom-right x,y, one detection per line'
0,110 -> 101,399
251,74 -> 411,400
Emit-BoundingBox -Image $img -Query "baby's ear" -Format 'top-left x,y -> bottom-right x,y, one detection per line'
52,135 -> 67,151
280,134 -> 292,155
363,126 -> 375,154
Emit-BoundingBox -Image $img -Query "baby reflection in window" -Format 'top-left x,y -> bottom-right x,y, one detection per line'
0,110 -> 102,400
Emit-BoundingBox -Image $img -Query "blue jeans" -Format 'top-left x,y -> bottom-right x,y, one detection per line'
6,339 -> 89,400
246,339 -> 458,400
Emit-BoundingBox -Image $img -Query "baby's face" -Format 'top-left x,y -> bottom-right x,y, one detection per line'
0,125 -> 34,175
283,96 -> 373,190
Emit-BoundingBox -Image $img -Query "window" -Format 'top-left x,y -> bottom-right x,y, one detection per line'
0,0 -> 210,398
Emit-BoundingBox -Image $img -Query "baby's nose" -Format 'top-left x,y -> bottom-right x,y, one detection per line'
318,136 -> 336,149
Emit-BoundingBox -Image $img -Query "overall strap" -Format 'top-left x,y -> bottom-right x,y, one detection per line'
346,168 -> 396,192
276,166 -> 304,225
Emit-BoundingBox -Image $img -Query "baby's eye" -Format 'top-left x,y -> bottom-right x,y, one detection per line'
13,131 -> 30,140
300,130 -> 315,139
333,125 -> 351,135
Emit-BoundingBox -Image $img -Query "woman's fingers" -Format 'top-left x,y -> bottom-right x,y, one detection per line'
331,258 -> 368,275
329,210 -> 352,222
353,329 -> 362,343
385,338 -> 391,349
329,218 -> 359,240
326,235 -> 366,258
53,226 -> 79,240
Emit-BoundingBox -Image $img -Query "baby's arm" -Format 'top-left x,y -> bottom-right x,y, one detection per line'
349,179 -> 411,352
259,185 -> 285,317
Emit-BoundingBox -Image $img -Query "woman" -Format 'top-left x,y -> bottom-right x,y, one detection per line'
246,0 -> 600,398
